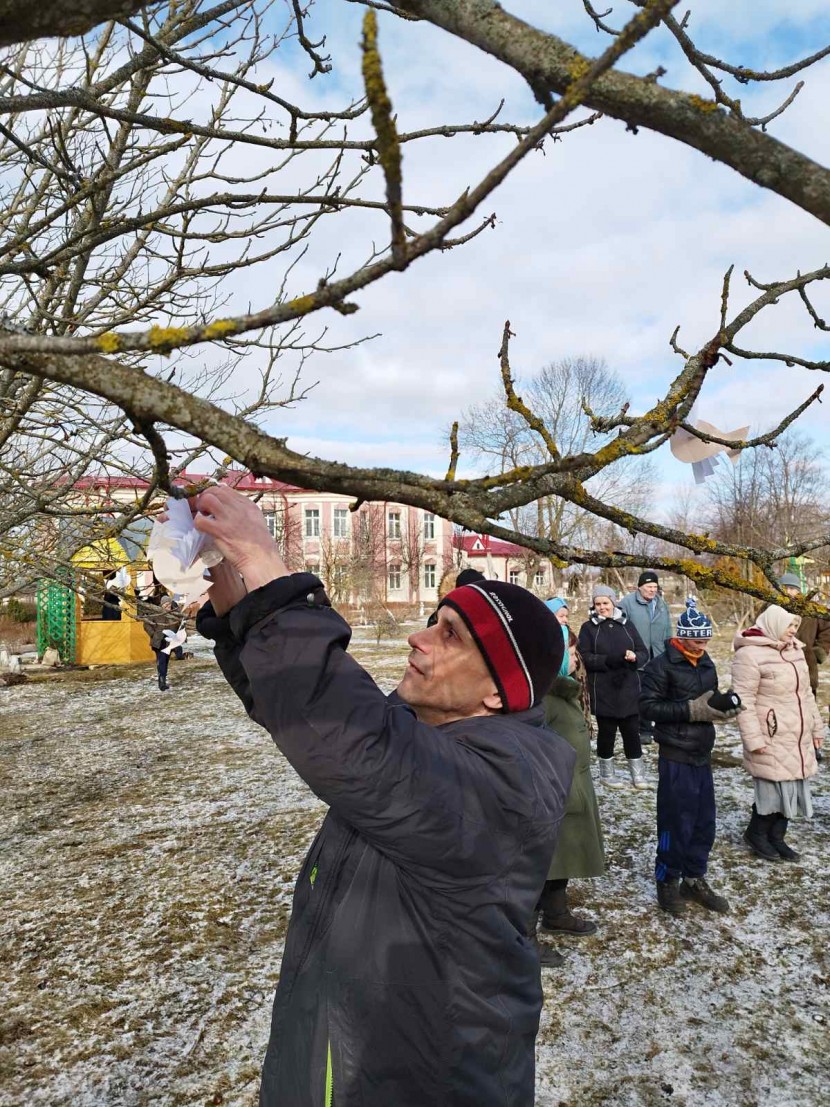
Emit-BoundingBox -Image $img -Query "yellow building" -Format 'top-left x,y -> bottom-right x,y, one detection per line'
70,539 -> 154,665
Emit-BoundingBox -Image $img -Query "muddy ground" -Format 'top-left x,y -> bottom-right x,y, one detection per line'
1,628 -> 828,1106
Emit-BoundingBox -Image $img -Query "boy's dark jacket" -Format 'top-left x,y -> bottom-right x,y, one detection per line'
197,573 -> 575,1107
639,641 -> 719,765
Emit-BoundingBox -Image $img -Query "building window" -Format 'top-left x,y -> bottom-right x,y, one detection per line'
424,563 -> 436,590
534,570 -> 545,589
387,511 -> 401,539
304,508 -> 320,538
388,563 -> 401,591
423,512 -> 435,540
263,510 -> 279,538
333,507 -> 349,539
305,562 -> 320,576
509,568 -> 520,586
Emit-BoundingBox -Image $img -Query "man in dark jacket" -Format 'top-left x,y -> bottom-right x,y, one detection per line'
192,486 -> 575,1107
640,599 -> 742,916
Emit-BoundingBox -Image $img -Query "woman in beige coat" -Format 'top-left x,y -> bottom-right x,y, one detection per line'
732,605 -> 823,862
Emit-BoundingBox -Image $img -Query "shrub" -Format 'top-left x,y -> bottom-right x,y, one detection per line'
3,598 -> 36,623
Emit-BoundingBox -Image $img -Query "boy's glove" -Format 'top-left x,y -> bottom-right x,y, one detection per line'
707,689 -> 742,713
814,646 -> 827,665
688,690 -> 743,723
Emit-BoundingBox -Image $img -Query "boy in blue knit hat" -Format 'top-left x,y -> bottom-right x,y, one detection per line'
640,598 -> 743,916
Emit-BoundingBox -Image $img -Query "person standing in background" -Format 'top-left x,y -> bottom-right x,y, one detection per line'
640,599 -> 741,916
578,585 -> 650,789
732,605 -> 823,863
619,571 -> 673,746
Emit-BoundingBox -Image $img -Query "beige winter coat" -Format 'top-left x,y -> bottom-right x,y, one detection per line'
731,630 -> 822,781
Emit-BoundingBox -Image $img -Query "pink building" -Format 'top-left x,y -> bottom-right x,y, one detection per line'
68,470 -> 553,605
71,471 -> 456,609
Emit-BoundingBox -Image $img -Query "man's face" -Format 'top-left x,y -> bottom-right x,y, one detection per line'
638,582 -> 659,601
396,607 -> 502,726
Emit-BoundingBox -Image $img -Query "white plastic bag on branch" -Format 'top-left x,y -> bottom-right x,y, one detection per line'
148,497 -> 223,602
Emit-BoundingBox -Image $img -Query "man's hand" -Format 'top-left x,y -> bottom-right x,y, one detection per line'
194,485 -> 288,591
624,649 -> 637,663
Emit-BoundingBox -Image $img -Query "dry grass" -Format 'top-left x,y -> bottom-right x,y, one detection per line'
0,617 -> 36,652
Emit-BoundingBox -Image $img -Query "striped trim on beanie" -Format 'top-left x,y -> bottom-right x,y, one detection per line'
439,581 -> 564,713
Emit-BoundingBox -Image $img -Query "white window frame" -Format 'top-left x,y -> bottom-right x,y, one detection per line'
387,511 -> 401,539
304,508 -> 320,538
423,512 -> 435,540
333,507 -> 349,539
509,568 -> 520,586
388,563 -> 402,591
424,563 -> 436,590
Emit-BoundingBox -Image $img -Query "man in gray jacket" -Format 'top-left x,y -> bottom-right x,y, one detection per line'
193,485 -> 575,1107
619,570 -> 672,744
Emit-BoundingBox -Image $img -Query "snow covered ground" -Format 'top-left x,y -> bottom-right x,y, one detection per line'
0,627 -> 827,1106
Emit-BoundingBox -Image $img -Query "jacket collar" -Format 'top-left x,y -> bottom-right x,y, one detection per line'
590,608 -> 627,626
666,640 -> 714,668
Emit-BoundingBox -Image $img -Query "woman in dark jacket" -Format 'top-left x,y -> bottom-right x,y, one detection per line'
577,585 -> 649,789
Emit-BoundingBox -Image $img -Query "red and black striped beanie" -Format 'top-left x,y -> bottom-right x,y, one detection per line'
439,581 -> 564,713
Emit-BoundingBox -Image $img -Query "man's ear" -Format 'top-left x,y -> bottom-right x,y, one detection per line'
483,690 -> 503,713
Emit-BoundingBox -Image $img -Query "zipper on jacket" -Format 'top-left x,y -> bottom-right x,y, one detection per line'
786,656 -> 806,777
294,825 -> 356,983
324,1040 -> 333,1107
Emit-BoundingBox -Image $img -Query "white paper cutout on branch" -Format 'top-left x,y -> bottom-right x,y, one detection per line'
161,625 -> 188,655
670,412 -> 750,485
147,496 -> 223,602
107,567 -> 130,591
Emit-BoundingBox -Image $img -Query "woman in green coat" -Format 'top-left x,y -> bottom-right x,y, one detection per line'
538,621 -> 606,945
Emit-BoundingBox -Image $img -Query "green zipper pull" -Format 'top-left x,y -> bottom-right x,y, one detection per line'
325,1041 -> 333,1107
309,864 -> 318,887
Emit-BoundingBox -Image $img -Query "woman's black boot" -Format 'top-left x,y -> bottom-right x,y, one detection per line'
768,814 -> 800,862
743,805 -> 780,862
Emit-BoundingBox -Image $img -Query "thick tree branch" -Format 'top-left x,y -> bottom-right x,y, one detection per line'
0,0 -> 157,47
393,0 -> 830,226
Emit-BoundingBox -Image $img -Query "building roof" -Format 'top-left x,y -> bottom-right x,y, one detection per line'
453,534 -> 531,558
70,470 -> 303,493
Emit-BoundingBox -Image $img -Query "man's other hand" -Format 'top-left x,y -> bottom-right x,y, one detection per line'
194,485 -> 288,591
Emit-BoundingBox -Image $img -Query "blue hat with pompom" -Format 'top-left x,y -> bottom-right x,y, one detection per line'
676,597 -> 713,639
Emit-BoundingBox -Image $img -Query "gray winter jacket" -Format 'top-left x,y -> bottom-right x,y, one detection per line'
197,573 -> 575,1107
618,590 -> 672,661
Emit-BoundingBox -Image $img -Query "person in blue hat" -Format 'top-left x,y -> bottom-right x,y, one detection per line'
640,598 -> 743,916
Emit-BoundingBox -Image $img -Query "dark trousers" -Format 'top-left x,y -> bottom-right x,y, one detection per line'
154,646 -> 183,682
655,757 -> 716,881
596,714 -> 642,759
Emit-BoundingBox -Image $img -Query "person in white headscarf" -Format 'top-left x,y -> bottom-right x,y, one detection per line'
732,605 -> 824,862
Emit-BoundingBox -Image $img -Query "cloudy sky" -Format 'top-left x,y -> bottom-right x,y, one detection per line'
190,1 -> 830,512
